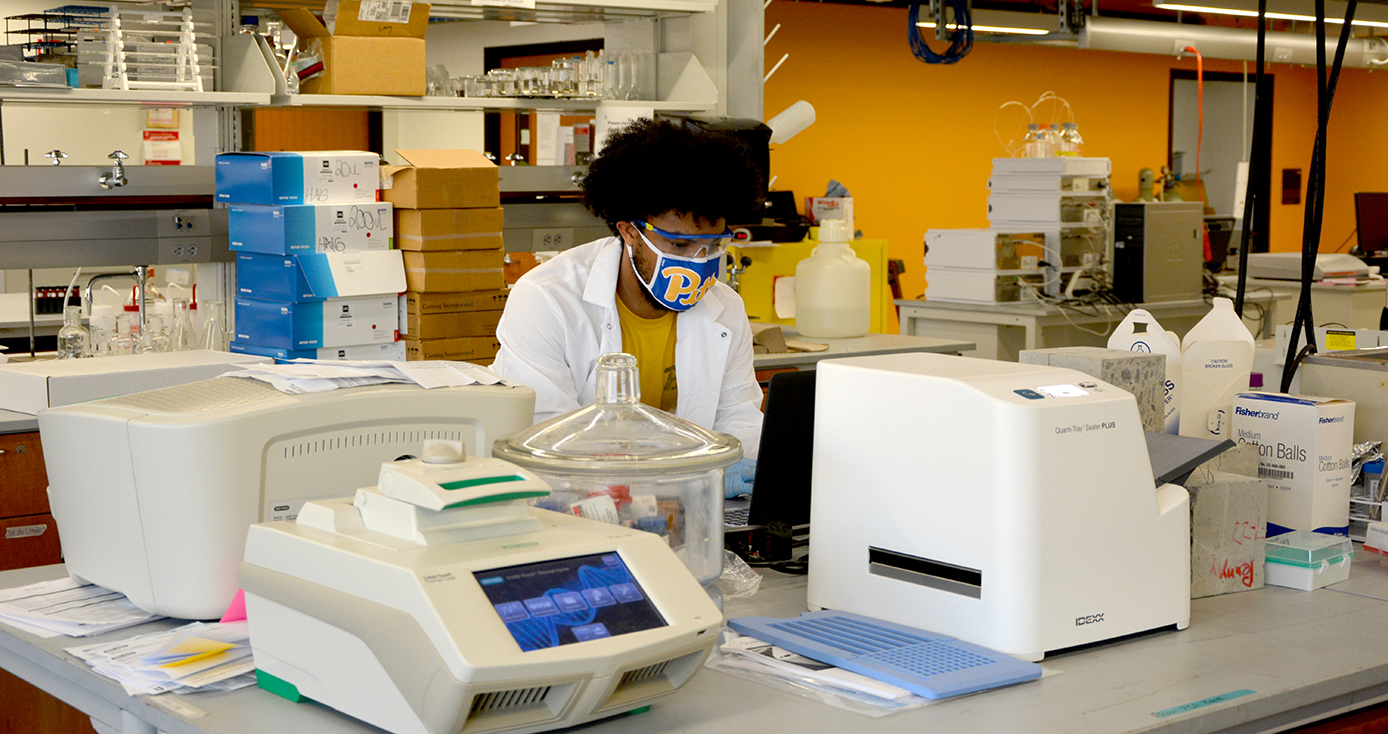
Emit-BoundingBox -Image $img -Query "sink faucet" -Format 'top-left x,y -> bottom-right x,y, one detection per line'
99,150 -> 129,189
85,267 -> 149,329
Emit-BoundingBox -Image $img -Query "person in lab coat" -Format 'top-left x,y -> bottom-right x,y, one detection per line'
493,118 -> 763,497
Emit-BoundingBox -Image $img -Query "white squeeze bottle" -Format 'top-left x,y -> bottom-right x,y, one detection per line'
1108,309 -> 1182,434
1179,297 -> 1255,439
795,219 -> 871,338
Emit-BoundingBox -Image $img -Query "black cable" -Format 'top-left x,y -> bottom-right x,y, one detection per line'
1234,0 -> 1269,318
908,0 -> 973,65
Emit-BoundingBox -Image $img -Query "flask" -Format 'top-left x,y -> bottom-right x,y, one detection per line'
1108,309 -> 1182,434
200,300 -> 227,351
108,313 -> 137,356
795,219 -> 871,338
170,298 -> 196,351
1179,297 -> 1255,439
1059,122 -> 1084,156
56,305 -> 89,359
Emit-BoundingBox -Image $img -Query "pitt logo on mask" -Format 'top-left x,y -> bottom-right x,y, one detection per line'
660,266 -> 715,306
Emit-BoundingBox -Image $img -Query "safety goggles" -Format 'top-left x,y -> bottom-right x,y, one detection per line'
631,220 -> 734,259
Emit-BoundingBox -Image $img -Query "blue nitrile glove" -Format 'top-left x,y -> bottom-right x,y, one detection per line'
724,457 -> 756,499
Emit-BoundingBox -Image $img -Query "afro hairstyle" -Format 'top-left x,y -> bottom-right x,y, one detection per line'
581,118 -> 764,235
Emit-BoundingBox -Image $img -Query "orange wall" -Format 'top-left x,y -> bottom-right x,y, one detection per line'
763,1 -> 1388,322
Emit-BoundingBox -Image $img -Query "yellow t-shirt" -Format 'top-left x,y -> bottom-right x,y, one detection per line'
615,296 -> 678,412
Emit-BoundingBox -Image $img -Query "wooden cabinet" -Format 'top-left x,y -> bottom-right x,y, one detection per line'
0,432 -> 60,572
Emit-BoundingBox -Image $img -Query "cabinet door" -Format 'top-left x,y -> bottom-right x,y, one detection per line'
0,513 -> 62,572
0,432 -> 49,518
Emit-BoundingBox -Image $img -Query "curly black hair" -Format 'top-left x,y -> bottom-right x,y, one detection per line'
581,118 -> 764,235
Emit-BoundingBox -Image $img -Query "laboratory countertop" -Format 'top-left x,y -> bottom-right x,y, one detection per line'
3,560 -> 1388,734
751,332 -> 975,369
0,408 -> 38,433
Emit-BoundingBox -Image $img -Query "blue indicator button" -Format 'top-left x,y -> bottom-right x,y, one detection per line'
553,591 -> 588,613
479,577 -> 504,586
602,554 -> 620,567
610,583 -> 644,603
1014,389 -> 1044,400
495,602 -> 529,622
582,587 -> 617,607
572,623 -> 611,642
523,596 -> 559,617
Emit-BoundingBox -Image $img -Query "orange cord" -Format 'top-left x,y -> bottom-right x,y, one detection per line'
1184,45 -> 1204,181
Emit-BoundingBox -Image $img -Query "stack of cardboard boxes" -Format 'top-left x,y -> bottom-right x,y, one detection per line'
216,150 -> 408,361
383,150 -> 509,364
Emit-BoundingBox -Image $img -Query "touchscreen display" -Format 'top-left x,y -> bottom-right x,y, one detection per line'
475,552 -> 667,652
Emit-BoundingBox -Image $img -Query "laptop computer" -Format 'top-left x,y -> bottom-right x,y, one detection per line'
724,369 -> 816,562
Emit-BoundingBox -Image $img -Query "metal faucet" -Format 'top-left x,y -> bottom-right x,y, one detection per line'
85,267 -> 149,330
99,150 -> 129,189
725,253 -> 752,294
43,150 -> 67,166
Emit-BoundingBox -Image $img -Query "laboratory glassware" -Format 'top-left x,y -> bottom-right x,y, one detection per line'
56,305 -> 90,359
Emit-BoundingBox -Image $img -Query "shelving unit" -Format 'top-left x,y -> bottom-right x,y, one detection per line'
0,87 -> 271,106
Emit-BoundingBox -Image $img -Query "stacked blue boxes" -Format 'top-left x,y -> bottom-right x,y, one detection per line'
218,151 -> 407,359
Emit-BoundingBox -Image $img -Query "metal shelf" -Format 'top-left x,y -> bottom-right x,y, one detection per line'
0,87 -> 272,106
271,93 -> 715,113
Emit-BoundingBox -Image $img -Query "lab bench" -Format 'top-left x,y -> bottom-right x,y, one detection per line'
751,333 -> 975,372
2,559 -> 1388,734
896,294 -> 1287,362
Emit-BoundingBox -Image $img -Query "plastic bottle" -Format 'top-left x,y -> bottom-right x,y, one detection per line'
1059,122 -> 1084,157
1041,124 -> 1061,157
89,302 -> 116,356
1179,297 -> 1255,439
1021,124 -> 1042,158
1108,309 -> 1182,434
795,219 -> 870,338
56,305 -> 89,359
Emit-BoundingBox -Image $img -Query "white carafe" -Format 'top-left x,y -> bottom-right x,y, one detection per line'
1108,309 -> 1182,434
795,219 -> 870,338
1179,297 -> 1255,439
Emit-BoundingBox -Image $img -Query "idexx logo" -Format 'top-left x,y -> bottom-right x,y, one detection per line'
1075,613 -> 1105,626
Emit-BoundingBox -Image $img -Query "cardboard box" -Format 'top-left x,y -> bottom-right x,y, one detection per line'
1232,392 -> 1356,536
0,351 -> 271,415
230,202 -> 393,255
236,250 -> 406,302
1185,444 -> 1267,599
235,295 -> 400,350
403,289 -> 509,316
1019,347 -> 1166,433
402,249 -> 506,292
395,207 -> 503,251
215,151 -> 379,206
405,309 -> 501,339
278,1 -> 429,96
231,339 -> 407,362
382,150 -> 500,210
405,336 -> 501,362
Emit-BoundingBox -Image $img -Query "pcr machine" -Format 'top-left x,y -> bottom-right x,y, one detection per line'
241,441 -> 722,734
40,376 -> 535,619
806,353 -> 1190,661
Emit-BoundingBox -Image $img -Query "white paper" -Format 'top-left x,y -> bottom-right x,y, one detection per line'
774,276 -> 797,319
224,359 -> 509,394
68,621 -> 253,696
718,630 -> 914,701
0,577 -> 164,638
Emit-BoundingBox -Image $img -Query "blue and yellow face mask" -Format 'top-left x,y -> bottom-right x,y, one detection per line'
627,221 -> 732,312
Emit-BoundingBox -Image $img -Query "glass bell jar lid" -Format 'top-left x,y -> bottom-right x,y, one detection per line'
492,353 -> 742,476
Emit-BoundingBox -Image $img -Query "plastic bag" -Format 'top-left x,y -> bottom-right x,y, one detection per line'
716,550 -> 762,600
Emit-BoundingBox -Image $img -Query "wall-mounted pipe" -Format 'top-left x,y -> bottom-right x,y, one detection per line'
1079,16 -> 1388,67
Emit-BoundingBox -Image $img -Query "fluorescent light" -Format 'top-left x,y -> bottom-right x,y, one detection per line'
916,21 -> 1051,35
1153,0 -> 1388,29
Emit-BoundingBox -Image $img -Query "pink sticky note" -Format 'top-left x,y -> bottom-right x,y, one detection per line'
220,589 -> 247,623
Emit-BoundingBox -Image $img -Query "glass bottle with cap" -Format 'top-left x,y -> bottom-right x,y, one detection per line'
56,305 -> 89,359
493,353 -> 742,606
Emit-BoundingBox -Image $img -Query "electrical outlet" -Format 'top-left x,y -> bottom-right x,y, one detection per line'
1274,47 -> 1294,62
532,228 -> 574,251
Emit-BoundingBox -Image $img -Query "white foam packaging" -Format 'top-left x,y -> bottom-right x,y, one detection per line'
1231,392 -> 1355,536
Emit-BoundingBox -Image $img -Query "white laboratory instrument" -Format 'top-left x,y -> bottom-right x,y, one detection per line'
40,376 -> 535,620
1246,252 -> 1370,281
806,353 -> 1190,662
240,441 -> 722,734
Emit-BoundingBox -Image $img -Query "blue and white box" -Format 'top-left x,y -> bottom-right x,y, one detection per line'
216,151 -> 379,206
236,250 -> 406,303
234,296 -> 400,350
231,339 -> 407,362
1232,392 -> 1356,536
230,203 -> 394,255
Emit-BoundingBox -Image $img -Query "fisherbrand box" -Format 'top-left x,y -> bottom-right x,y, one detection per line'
1232,392 -> 1355,536
230,202 -> 393,255
216,151 -> 379,206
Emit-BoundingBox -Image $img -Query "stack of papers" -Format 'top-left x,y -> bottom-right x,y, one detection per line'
0,577 -> 164,638
68,622 -> 257,695
718,630 -> 916,704
225,358 -> 509,394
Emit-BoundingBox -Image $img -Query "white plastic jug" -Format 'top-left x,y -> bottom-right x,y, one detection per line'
1179,297 -> 1255,439
1108,309 -> 1182,434
795,219 -> 870,338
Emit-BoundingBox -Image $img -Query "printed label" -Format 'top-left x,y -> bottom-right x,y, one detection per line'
5,525 -> 47,539
358,0 -> 412,23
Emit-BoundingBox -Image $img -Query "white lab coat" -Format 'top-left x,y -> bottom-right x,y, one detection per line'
493,237 -> 764,459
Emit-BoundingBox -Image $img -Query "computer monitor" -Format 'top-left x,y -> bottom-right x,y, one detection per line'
1354,192 -> 1388,255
